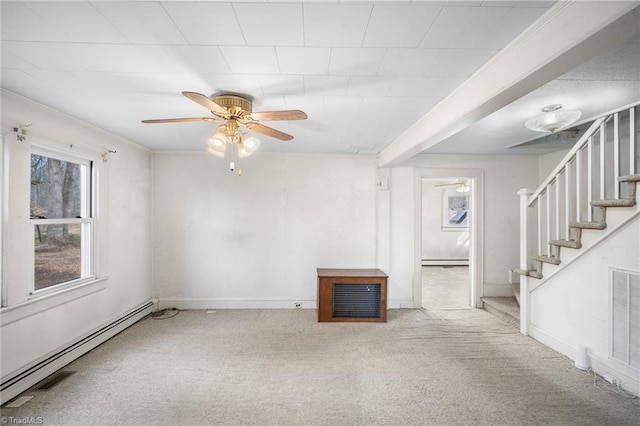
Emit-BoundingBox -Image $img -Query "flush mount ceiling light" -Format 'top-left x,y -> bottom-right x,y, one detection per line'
525,104 -> 582,133
142,92 -> 307,175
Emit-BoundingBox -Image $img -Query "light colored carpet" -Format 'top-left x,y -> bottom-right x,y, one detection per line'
1,308 -> 639,425
422,266 -> 470,309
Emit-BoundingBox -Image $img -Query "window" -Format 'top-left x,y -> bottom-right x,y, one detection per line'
30,149 -> 94,292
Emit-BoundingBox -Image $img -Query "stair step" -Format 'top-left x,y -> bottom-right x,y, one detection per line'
528,271 -> 543,279
482,296 -> 520,328
618,174 -> 640,183
549,239 -> 582,249
571,221 -> 606,230
591,199 -> 636,207
534,255 -> 561,265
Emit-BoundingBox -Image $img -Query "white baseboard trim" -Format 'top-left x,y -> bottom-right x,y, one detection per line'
528,324 -> 575,359
159,298 -> 412,310
590,354 -> 640,397
422,260 -> 469,266
529,324 -> 639,397
0,299 -> 155,404
158,298 -> 317,310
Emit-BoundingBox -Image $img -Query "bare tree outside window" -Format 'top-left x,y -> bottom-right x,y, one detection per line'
30,153 -> 90,290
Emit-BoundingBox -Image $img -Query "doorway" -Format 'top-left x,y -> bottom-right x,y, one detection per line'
412,169 -> 483,309
421,178 -> 471,309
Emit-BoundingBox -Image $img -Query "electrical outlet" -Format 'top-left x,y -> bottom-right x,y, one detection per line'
294,302 -> 302,308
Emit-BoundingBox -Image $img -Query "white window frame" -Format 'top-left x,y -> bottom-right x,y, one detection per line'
0,136 -> 106,325
29,147 -> 96,296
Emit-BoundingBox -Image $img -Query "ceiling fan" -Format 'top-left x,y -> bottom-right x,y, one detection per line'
142,91 -> 308,175
435,181 -> 470,193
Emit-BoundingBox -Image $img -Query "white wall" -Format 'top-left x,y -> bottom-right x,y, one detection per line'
422,180 -> 470,263
538,148 -> 571,181
0,91 -> 152,377
152,152 -> 378,309
529,212 -> 640,395
382,155 -> 539,305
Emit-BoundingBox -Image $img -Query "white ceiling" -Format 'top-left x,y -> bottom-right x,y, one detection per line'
1,1 -> 639,158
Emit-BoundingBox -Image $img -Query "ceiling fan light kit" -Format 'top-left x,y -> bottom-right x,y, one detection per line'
143,91 -> 307,175
525,104 -> 582,133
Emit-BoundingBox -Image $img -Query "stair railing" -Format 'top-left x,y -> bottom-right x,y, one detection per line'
521,103 -> 637,275
516,103 -> 638,334
516,104 -> 640,278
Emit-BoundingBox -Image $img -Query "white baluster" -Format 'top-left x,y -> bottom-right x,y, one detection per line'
587,137 -> 593,222
631,107 -> 636,175
576,150 -> 582,223
600,122 -> 606,200
614,112 -> 620,199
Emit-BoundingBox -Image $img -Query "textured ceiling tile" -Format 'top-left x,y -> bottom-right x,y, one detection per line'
219,46 -> 280,74
22,2 -> 127,44
303,76 -> 350,96
389,77 -> 464,97
346,76 -> 395,96
558,38 -> 640,81
276,47 -> 330,75
377,48 -> 440,77
329,48 -> 387,76
1,2 -> 68,42
303,3 -> 372,47
2,41 -> 85,71
477,7 -> 549,49
420,6 -> 510,49
424,49 -> 498,78
163,2 -> 244,45
234,3 -> 304,46
258,75 -> 305,96
363,4 -> 441,47
94,2 -> 187,45
163,46 -> 231,74
52,44 -> 189,73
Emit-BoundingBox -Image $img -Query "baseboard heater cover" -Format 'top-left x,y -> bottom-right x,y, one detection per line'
317,268 -> 387,322
0,299 -> 154,404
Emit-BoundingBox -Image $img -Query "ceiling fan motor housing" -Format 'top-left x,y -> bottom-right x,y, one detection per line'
214,95 -> 252,115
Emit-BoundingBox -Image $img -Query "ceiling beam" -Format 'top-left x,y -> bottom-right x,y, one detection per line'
377,2 -> 640,167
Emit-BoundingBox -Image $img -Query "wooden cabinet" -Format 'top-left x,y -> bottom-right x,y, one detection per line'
317,268 -> 388,322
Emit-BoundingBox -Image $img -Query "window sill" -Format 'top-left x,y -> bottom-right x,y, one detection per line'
0,277 -> 108,326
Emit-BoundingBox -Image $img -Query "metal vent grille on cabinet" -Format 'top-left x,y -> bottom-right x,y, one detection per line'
611,268 -> 640,370
333,283 -> 381,318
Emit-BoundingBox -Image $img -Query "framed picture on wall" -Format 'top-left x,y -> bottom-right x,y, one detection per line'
442,190 -> 469,230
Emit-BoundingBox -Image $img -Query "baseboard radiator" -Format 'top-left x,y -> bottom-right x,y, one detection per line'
0,299 -> 155,404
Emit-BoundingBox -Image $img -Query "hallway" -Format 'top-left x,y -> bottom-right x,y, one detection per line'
422,265 -> 470,309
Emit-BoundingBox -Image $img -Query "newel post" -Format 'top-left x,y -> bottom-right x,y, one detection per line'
518,188 -> 534,335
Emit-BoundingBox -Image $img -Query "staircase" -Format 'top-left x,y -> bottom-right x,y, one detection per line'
525,173 -> 639,280
518,104 -> 638,281
484,103 -> 639,329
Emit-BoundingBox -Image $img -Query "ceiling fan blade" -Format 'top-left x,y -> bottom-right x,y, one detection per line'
182,91 -> 228,116
249,110 -> 307,121
247,123 -> 294,141
141,117 -> 218,124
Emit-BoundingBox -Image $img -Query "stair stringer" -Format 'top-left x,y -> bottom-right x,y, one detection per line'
527,213 -> 640,397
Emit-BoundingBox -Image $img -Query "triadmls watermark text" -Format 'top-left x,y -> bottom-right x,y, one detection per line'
1,417 -> 44,425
